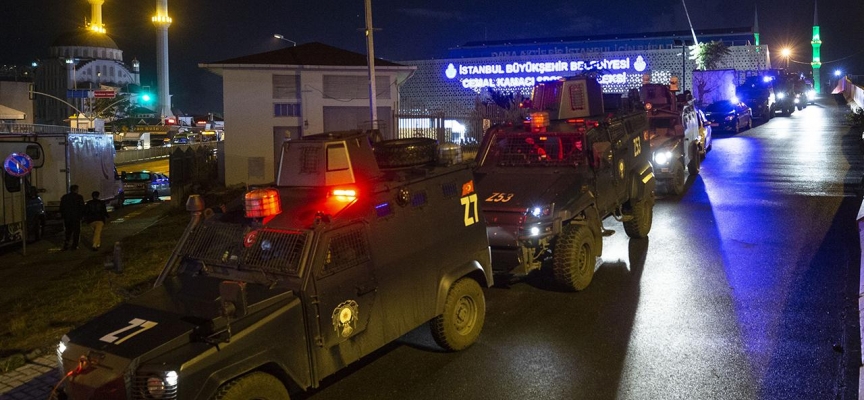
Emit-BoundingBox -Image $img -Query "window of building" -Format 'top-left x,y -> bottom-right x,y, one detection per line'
273,75 -> 299,99
322,75 -> 391,100
274,103 -> 301,117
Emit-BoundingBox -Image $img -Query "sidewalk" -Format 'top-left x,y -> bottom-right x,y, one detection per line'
0,201 -> 171,399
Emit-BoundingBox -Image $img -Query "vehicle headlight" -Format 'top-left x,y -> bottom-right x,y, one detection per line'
530,206 -> 551,217
654,151 -> 671,165
807,90 -> 816,99
793,97 -> 799,103
725,115 -> 735,121
777,92 -> 786,99
143,371 -> 178,399
529,226 -> 540,236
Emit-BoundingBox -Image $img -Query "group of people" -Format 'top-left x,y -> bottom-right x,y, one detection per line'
58,184 -> 110,251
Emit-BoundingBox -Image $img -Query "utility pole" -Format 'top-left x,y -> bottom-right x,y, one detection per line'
364,0 -> 378,131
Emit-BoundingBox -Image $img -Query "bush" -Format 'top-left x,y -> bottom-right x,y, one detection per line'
846,107 -> 864,127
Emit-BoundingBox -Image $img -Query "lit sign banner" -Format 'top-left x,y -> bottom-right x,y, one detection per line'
444,56 -> 648,90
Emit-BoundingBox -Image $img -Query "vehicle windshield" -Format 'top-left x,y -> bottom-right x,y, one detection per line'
123,172 -> 151,182
176,218 -> 308,278
705,101 -> 734,113
484,132 -> 586,167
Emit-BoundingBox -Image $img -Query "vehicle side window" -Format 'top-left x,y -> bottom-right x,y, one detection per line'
3,171 -> 21,193
25,145 -> 40,160
320,227 -> 370,277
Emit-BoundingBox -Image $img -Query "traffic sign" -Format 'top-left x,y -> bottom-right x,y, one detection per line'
94,90 -> 116,99
4,153 -> 33,177
67,89 -> 90,99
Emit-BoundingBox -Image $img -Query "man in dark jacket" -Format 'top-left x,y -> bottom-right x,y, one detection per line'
59,184 -> 85,250
83,191 -> 110,251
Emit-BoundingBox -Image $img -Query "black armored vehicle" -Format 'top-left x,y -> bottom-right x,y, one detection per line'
474,76 -> 655,291
639,83 -> 706,195
736,75 -> 776,120
56,131 -> 493,399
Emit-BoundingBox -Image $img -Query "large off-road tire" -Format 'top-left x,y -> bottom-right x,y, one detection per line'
150,190 -> 160,202
668,160 -> 686,195
623,196 -> 654,239
430,278 -> 485,351
214,372 -> 290,400
373,138 -> 437,169
746,118 -> 753,130
552,224 -> 596,291
687,144 -> 701,175
733,118 -> 740,134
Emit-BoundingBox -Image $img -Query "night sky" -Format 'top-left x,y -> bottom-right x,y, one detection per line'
2,0 -> 862,114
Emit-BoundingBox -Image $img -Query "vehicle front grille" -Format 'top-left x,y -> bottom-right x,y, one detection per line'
179,221 -> 308,276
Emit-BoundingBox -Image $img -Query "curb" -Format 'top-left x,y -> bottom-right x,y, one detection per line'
0,348 -> 48,374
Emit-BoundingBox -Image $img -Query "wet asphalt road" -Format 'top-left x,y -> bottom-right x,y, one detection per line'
300,99 -> 862,400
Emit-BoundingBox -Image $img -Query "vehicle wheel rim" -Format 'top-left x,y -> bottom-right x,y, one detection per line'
454,295 -> 477,335
576,242 -> 589,276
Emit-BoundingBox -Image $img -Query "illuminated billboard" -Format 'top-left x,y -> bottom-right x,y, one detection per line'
443,56 -> 649,92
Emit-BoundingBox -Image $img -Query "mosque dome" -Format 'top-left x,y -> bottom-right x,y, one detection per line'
51,29 -> 119,50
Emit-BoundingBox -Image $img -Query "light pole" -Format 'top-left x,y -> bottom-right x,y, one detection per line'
780,48 -> 792,70
273,34 -> 296,46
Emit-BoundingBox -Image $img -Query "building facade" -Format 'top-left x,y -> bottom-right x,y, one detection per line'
200,42 -> 415,186
399,27 -> 771,115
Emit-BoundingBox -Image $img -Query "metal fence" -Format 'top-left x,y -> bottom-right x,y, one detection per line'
0,123 -> 89,134
394,103 -> 523,161
115,143 -> 216,165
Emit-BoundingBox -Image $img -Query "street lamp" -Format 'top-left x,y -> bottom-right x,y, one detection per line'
780,48 -> 792,69
273,34 -> 296,46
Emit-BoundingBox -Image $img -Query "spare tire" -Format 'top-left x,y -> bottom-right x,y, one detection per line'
374,138 -> 438,168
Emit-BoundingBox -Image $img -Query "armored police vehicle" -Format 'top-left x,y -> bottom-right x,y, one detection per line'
56,131 -> 493,399
474,76 -> 655,292
639,83 -> 708,195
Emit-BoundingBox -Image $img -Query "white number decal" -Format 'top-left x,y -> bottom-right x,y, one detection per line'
633,137 -> 642,157
461,194 -> 479,226
485,192 -> 514,203
100,318 -> 158,344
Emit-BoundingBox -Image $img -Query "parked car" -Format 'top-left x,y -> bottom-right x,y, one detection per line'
120,171 -> 169,202
704,100 -> 753,133
696,108 -> 713,155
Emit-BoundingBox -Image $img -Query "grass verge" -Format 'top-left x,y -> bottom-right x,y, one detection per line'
0,209 -> 189,363
0,187 -> 246,370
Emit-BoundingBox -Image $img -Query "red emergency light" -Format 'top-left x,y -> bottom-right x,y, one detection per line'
245,188 -> 282,218
165,117 -> 177,125
528,112 -> 549,133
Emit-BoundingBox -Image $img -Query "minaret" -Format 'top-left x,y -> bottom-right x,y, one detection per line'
811,0 -> 822,92
87,0 -> 106,33
132,58 -> 141,86
753,6 -> 760,47
753,6 -> 762,71
152,0 -> 173,118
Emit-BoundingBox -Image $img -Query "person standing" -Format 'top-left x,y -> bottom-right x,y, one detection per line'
59,184 -> 85,250
83,191 -> 110,251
